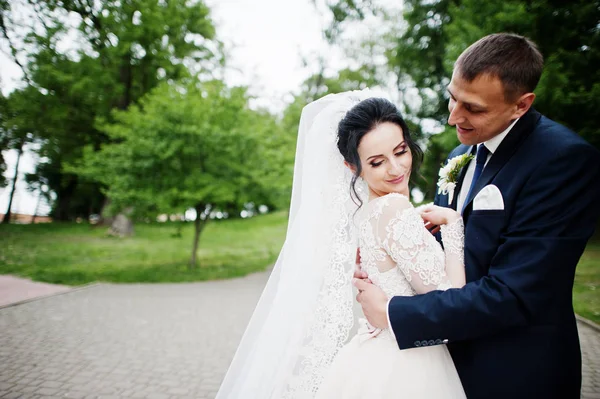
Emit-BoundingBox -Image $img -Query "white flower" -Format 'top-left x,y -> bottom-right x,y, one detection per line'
437,153 -> 474,204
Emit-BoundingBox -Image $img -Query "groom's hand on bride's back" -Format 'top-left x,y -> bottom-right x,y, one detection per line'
354,267 -> 369,281
353,278 -> 389,329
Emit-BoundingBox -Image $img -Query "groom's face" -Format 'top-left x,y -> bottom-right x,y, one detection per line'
447,70 -> 523,146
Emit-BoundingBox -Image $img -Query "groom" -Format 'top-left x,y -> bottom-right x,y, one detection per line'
354,33 -> 600,398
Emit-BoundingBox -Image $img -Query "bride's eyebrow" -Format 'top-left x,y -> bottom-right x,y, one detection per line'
366,141 -> 406,161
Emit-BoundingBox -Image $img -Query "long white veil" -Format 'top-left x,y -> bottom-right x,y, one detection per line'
216,90 -> 385,398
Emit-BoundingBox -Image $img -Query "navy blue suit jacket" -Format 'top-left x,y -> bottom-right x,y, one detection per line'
388,108 -> 600,398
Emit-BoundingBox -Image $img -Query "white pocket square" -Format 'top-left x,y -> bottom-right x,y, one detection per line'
473,184 -> 504,211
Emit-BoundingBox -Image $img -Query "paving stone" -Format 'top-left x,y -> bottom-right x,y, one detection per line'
1,270 -> 599,399
166,387 -> 190,395
144,393 -> 170,399
0,384 -> 14,392
34,387 -> 61,396
62,391 -> 92,398
38,381 -> 62,389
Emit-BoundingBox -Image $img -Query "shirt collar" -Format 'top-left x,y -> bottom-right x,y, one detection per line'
482,117 -> 520,154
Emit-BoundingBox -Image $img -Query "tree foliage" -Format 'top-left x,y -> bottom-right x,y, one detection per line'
72,80 -> 281,266
0,0 -> 220,219
444,0 -> 600,149
0,87 -> 42,220
323,0 -> 600,200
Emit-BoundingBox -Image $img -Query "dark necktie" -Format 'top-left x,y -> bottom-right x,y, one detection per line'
462,144 -> 490,214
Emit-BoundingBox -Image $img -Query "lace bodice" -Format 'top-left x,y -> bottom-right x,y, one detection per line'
358,193 -> 465,299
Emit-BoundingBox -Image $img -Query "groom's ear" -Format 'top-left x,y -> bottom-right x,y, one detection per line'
512,92 -> 536,119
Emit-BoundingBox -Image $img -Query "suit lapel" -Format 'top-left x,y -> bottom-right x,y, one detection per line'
450,145 -> 475,210
462,108 -> 542,213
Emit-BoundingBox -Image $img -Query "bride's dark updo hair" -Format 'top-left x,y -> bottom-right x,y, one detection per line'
337,97 -> 423,207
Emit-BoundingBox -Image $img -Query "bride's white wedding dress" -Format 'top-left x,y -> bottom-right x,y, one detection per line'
316,193 -> 467,398
216,90 -> 466,399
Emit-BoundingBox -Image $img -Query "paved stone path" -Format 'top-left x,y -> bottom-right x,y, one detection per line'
0,270 -> 598,398
0,271 -> 268,399
0,276 -> 70,307
581,319 -> 600,399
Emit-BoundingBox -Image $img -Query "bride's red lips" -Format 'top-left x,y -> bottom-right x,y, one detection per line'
387,175 -> 405,184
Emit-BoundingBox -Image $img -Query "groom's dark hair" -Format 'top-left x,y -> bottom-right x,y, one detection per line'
455,33 -> 544,102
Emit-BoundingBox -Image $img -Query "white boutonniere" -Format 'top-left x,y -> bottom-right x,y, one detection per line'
437,153 -> 474,205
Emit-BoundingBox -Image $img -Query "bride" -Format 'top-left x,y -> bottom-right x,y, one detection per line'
216,90 -> 466,398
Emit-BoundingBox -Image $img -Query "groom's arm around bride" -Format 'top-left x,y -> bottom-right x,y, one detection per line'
356,33 -> 600,399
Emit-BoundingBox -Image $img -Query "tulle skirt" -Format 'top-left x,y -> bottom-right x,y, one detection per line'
316,330 -> 466,398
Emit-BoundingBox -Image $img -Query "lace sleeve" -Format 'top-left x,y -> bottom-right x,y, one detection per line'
374,194 -> 452,293
440,218 -> 466,288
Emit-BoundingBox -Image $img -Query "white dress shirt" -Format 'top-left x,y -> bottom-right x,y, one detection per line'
384,118 -> 520,343
455,118 -> 519,211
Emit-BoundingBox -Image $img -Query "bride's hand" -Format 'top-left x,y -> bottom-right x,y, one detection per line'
418,204 -> 460,233
354,248 -> 372,283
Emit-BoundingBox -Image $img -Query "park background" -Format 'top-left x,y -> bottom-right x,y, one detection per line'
0,0 -> 599,324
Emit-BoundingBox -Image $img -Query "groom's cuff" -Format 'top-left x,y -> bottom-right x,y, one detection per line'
386,297 -> 397,341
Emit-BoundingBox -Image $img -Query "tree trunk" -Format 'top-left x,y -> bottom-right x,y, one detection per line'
99,197 -> 114,226
106,50 -> 135,233
3,146 -> 23,224
172,221 -> 184,238
190,204 -> 208,269
117,51 -> 133,110
53,176 -> 78,221
30,190 -> 43,224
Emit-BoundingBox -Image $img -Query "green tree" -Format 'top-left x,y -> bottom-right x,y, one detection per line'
386,0 -> 451,120
445,0 -> 600,149
0,93 -> 9,189
275,65 -> 384,208
0,88 -> 43,222
0,0 -> 220,220
320,0 -> 455,200
322,0 -> 451,119
322,0 -> 600,200
73,81 -> 274,267
281,64 -> 383,138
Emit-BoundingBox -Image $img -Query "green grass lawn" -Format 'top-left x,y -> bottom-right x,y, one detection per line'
1,212 -> 598,324
0,212 -> 288,285
573,235 -> 600,324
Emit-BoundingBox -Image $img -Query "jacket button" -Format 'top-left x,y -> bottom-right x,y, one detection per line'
414,341 -> 421,347
428,340 -> 435,346
435,339 -> 442,345
421,340 -> 428,347
442,339 -> 449,344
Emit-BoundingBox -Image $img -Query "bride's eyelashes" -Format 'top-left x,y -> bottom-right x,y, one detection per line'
369,149 -> 408,168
